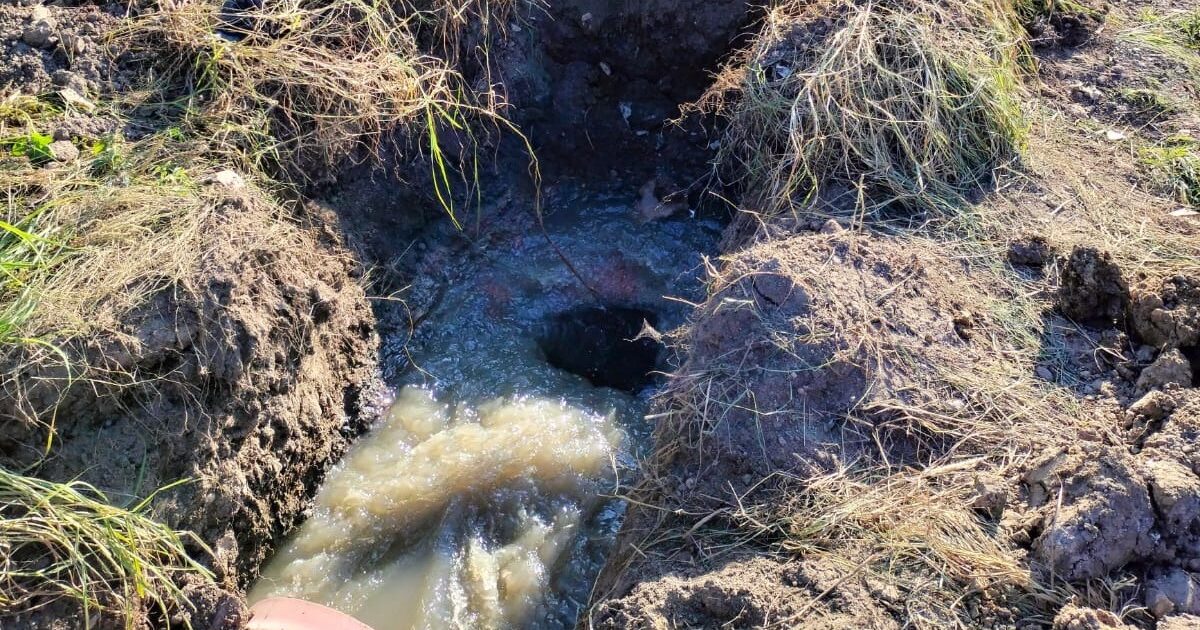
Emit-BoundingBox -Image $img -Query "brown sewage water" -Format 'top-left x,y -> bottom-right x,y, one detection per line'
249,185 -> 721,629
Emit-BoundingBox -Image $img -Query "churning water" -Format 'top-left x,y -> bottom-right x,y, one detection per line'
249,186 -> 720,629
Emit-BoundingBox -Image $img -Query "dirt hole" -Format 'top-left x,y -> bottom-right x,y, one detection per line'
1183,346 -> 1200,387
536,306 -> 660,393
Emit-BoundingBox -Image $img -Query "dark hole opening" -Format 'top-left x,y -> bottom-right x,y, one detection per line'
1183,346 -> 1200,388
536,306 -> 660,393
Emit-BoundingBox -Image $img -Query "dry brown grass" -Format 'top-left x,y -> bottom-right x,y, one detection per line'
119,0 -> 470,182
737,466 -> 1033,626
696,0 -> 1027,221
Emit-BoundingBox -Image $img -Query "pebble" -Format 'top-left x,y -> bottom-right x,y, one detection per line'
48,139 -> 78,162
819,218 -> 844,234
1035,365 -> 1054,381
22,5 -> 56,49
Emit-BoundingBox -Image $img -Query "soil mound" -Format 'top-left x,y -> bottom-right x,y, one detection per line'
590,230 -> 1012,627
0,191 -> 380,627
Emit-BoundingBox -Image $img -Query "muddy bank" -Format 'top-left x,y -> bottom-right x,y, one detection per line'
0,189 -> 382,626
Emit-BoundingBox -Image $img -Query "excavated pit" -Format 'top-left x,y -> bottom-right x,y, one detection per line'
246,3 -> 760,627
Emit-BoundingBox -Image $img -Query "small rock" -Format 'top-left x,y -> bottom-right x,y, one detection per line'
1104,129 -> 1127,142
209,170 -> 245,189
60,32 -> 85,54
30,5 -> 52,23
1137,349 -> 1193,392
47,140 -> 78,162
1146,568 -> 1200,618
819,219 -> 844,235
1072,84 -> 1104,102
57,87 -> 95,112
1036,365 -> 1054,381
1129,391 -> 1175,421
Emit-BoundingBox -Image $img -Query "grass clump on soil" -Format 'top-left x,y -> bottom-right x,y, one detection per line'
1139,136 -> 1200,206
120,0 -> 472,183
0,468 -> 211,625
697,0 -> 1027,220
737,467 -> 1034,626
1122,10 -> 1200,80
0,127 -> 270,343
1117,87 -> 1179,119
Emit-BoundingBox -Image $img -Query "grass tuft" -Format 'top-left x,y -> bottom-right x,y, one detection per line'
0,468 -> 211,626
1122,10 -> 1200,81
120,0 -> 475,182
1117,87 -> 1179,119
1139,136 -> 1200,207
696,0 -> 1027,220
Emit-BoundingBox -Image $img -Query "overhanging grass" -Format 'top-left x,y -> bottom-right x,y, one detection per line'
119,0 -> 476,183
697,0 -> 1027,221
0,468 -> 212,626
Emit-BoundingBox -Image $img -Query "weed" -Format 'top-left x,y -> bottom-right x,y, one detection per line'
0,467 -> 211,626
697,0 -> 1027,222
1117,87 -> 1178,119
1139,137 -> 1200,206
5,132 -> 55,165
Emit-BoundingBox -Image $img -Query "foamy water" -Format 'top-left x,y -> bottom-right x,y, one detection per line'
249,387 -> 623,628
250,189 -> 721,628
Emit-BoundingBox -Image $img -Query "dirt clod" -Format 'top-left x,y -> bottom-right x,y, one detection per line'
1137,350 -> 1193,392
1129,276 -> 1200,350
1144,459 -> 1200,531
1051,605 -> 1133,630
1058,247 -> 1129,323
1008,234 -> 1053,267
1021,3 -> 1106,49
1147,568 -> 1200,618
1029,446 -> 1156,582
1130,390 -> 1176,421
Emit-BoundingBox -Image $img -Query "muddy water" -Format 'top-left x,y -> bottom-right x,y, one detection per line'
250,186 -> 720,629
